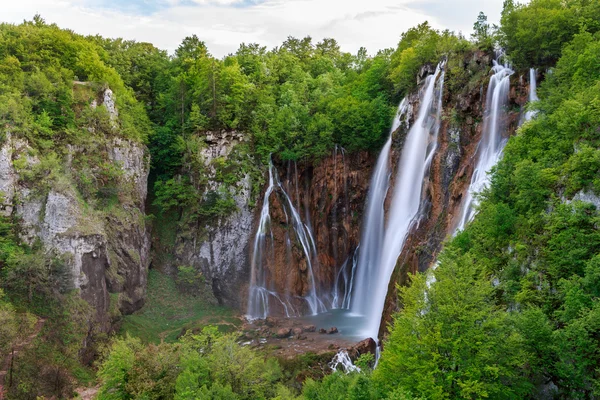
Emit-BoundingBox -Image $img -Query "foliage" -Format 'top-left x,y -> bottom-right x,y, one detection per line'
0,289 -> 19,358
471,12 -> 496,52
0,18 -> 151,145
374,252 -> 532,399
499,0 -> 600,69
97,327 -> 285,400
389,22 -> 471,99
176,265 -> 205,294
120,270 -> 239,344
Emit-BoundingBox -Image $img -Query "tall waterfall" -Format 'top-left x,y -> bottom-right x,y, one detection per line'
353,62 -> 446,339
351,97 -> 409,315
455,61 -> 513,232
247,159 -> 326,319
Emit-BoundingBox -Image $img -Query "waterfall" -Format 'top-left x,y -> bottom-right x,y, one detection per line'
332,245 -> 359,309
247,158 -> 326,319
524,68 -> 539,121
353,62 -> 446,339
455,61 -> 513,232
350,97 -> 409,315
329,350 -> 361,373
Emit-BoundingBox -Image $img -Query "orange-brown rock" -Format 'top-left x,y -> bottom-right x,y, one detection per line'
348,337 -> 377,358
247,151 -> 375,314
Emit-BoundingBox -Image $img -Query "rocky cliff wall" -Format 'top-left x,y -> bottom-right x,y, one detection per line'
0,88 -> 150,332
246,150 -> 375,315
163,131 -> 255,307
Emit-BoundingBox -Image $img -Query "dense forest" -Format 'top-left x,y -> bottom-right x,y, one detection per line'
1,0 -> 600,398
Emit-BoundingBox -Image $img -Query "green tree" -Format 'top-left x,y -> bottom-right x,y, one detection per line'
374,252 -> 533,399
471,12 -> 495,51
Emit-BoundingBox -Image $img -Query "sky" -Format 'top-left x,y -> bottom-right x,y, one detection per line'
1,0 -> 506,58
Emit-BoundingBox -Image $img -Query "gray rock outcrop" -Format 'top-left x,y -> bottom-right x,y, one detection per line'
174,130 -> 254,307
0,90 -> 150,332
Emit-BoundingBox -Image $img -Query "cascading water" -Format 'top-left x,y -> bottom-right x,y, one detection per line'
247,159 -> 326,319
329,350 -> 361,373
524,68 -> 538,121
455,61 -> 513,232
352,62 -> 446,339
350,97 -> 409,315
332,246 -> 359,309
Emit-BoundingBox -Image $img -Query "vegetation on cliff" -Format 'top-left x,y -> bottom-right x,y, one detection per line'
0,16 -> 151,398
0,0 -> 599,398
373,1 -> 600,398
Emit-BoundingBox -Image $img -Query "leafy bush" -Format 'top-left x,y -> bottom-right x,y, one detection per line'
98,327 -> 286,400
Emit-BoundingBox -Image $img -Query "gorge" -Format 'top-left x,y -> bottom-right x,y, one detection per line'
2,1 -> 600,397
241,54 -> 533,346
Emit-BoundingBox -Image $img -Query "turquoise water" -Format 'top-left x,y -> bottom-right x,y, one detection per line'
297,309 -> 370,339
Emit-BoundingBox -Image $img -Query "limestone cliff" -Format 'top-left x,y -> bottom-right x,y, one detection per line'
0,88 -> 150,332
159,131 -> 255,307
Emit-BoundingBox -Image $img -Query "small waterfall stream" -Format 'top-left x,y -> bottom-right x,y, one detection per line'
524,68 -> 539,121
455,61 -> 513,232
332,245 -> 359,309
329,350 -> 361,373
247,159 -> 326,319
353,62 -> 446,339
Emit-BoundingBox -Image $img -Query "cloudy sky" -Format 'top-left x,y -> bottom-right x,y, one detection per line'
2,0 -> 506,57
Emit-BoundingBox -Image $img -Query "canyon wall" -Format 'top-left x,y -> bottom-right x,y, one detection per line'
165,51 -> 534,328
0,88 -> 150,332
169,131 -> 255,307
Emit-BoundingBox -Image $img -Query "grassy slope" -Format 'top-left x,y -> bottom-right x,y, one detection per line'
120,270 -> 241,343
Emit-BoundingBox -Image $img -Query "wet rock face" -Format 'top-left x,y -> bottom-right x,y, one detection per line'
248,150 -> 374,315
0,90 -> 150,332
171,130 -> 254,308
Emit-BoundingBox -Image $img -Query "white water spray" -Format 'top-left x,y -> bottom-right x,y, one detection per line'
247,159 -> 326,319
353,62 -> 446,340
455,61 -> 513,232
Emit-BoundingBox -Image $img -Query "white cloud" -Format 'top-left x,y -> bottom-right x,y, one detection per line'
0,0 -> 505,58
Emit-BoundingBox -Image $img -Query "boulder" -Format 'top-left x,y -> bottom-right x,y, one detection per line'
292,327 -> 303,336
349,337 -> 377,358
318,328 -> 327,334
275,328 -> 291,338
303,325 -> 316,332
328,327 -> 339,334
